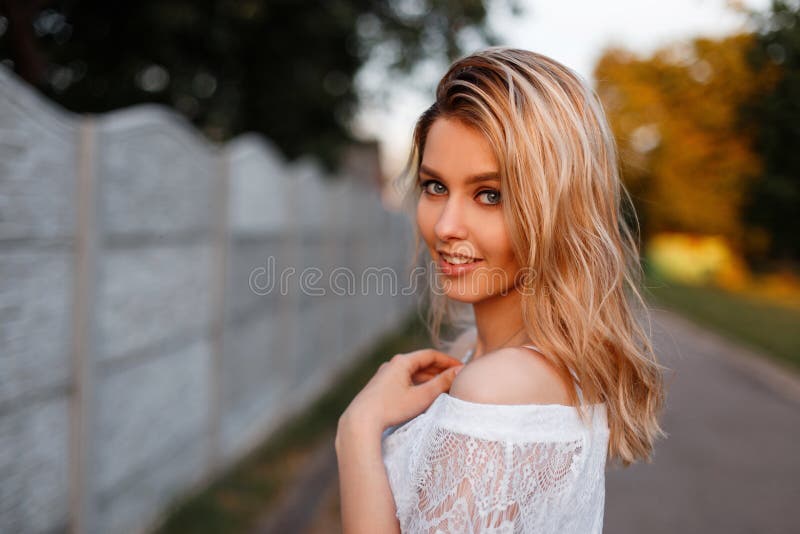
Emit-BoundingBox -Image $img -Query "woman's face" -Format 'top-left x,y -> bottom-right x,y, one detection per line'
416,117 -> 522,303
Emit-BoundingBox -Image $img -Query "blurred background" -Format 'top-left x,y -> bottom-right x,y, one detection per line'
1,0 -> 798,533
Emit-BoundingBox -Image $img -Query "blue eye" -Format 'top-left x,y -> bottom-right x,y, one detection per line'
420,179 -> 446,196
419,179 -> 501,205
478,189 -> 501,205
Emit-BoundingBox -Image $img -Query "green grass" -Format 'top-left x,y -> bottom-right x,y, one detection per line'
641,270 -> 800,370
154,309 -> 431,534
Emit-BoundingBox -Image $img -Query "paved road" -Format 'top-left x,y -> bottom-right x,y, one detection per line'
604,307 -> 800,534
259,307 -> 800,534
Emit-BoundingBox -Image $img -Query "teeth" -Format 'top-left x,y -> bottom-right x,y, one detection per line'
442,253 -> 478,265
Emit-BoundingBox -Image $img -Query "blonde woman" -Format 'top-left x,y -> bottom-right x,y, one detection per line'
336,47 -> 667,534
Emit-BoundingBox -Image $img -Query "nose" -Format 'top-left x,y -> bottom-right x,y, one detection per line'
434,197 -> 468,242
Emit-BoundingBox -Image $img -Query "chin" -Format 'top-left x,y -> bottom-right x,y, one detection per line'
442,291 -> 485,304
437,279 -> 494,303
433,265 -> 516,303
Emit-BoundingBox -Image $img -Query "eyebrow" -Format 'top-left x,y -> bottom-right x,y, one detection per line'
418,165 -> 500,185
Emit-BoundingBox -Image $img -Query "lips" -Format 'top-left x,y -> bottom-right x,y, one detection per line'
436,251 -> 484,275
437,250 -> 482,263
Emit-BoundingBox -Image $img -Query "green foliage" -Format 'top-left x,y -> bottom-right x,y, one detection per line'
0,0 -> 511,169
740,0 -> 800,266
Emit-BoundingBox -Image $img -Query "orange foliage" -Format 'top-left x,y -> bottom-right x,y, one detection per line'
594,34 -> 782,255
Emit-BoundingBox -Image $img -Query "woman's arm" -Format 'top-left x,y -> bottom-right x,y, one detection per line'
335,411 -> 401,534
334,349 -> 463,533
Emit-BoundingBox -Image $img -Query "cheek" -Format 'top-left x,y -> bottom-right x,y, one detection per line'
480,218 -> 514,263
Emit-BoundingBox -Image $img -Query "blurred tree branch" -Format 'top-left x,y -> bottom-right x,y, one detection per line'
739,0 -> 800,267
0,0 -> 520,170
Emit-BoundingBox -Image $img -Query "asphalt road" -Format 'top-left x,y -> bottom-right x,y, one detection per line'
604,307 -> 800,534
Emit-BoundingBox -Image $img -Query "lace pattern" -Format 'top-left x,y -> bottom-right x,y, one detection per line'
382,394 -> 608,534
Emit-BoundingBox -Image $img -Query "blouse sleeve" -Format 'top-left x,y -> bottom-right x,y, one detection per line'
398,395 -> 592,534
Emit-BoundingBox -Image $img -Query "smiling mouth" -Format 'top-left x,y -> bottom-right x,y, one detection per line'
440,252 -> 482,265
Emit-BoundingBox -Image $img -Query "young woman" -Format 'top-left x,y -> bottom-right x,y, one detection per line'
336,47 -> 667,534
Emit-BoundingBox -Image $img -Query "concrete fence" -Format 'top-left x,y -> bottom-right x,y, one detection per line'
0,66 -> 416,533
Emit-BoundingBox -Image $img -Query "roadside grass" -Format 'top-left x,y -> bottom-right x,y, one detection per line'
154,309 -> 431,534
642,270 -> 800,370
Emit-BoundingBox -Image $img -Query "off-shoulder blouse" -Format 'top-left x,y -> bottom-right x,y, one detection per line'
381,344 -> 609,533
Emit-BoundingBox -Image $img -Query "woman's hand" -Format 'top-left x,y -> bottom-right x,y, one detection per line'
340,349 -> 465,433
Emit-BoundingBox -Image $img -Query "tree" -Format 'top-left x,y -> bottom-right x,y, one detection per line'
739,0 -> 800,267
0,0 -> 518,169
593,33 -> 778,255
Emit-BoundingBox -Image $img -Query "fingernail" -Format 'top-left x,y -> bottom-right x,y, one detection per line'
454,365 -> 464,375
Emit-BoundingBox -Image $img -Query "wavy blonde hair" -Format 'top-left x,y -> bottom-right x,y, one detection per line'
393,47 -> 668,467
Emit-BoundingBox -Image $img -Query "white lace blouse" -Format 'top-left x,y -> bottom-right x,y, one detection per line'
381,345 -> 609,533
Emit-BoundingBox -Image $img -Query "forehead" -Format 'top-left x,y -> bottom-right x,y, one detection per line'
421,117 -> 499,178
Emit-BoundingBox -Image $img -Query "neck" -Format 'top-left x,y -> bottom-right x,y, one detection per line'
472,287 -> 530,359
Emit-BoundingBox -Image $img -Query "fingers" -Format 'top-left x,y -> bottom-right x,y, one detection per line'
412,367 -> 457,385
411,369 -> 438,384
395,349 -> 464,373
415,362 -> 453,374
419,364 -> 463,400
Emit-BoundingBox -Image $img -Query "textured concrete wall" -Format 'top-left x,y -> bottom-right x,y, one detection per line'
0,66 -> 415,534
0,64 -> 76,534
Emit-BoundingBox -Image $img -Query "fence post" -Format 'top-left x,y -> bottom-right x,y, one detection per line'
208,144 -> 230,474
69,115 -> 100,534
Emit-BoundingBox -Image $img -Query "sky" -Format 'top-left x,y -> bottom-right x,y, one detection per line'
351,0 -> 772,204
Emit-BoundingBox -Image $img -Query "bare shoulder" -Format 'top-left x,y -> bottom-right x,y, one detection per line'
449,346 -> 573,405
